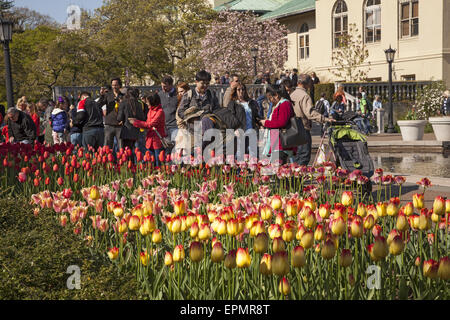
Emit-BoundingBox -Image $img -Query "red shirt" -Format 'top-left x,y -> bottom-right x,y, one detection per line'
133,105 -> 166,150
31,113 -> 40,137
264,100 -> 295,153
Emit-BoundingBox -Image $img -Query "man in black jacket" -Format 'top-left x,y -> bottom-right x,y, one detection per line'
98,78 -> 124,150
73,92 -> 104,151
6,108 -> 36,144
159,76 -> 178,146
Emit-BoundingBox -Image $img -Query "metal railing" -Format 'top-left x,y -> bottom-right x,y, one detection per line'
53,84 -> 266,106
338,81 -> 435,102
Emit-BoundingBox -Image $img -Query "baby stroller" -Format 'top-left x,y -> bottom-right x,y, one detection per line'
317,114 -> 374,195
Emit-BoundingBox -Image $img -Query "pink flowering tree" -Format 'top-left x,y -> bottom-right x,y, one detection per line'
200,10 -> 288,82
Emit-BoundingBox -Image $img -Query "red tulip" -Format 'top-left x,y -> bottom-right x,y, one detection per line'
45,177 -> 50,185
57,177 -> 64,186
18,172 -> 27,183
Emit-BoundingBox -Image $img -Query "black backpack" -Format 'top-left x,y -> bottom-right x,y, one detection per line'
314,99 -> 326,114
365,98 -> 373,112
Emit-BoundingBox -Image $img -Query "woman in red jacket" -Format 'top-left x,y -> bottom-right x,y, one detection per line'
27,103 -> 40,138
129,92 -> 166,167
260,85 -> 296,165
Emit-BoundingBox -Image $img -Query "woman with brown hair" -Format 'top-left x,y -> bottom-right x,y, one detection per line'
176,82 -> 191,129
333,85 -> 348,107
117,88 -> 146,151
227,83 -> 260,160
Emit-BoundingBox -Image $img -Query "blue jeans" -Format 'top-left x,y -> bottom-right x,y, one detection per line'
149,149 -> 163,167
82,127 -> 104,151
70,133 -> 82,147
135,130 -> 147,154
355,118 -> 370,135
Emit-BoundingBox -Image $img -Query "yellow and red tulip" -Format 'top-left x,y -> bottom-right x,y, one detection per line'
376,202 -> 387,218
423,259 -> 439,279
278,277 -> 291,296
286,199 -> 299,217
254,232 -> 269,254
413,193 -> 424,210
236,248 -> 251,268
314,224 -> 325,241
128,215 -> 141,231
319,203 -> 331,219
198,223 -> 211,240
271,195 -> 282,210
174,200 -> 186,216
260,204 -> 273,220
372,236 -> 388,260
350,219 -> 363,238
189,241 -> 204,262
396,213 -> 409,232
152,229 -> 162,243
331,216 -> 346,236
339,249 -> 352,267
224,250 -> 237,269
107,247 -> 119,261
433,196 -> 445,216
356,203 -> 367,218
140,251 -> 150,266
300,230 -> 314,249
260,253 -> 272,275
341,191 -> 353,207
272,251 -> 289,276
273,236 -> 286,253
164,251 -> 173,266
291,246 -> 306,268
173,244 -> 185,262
389,235 -> 405,256
437,256 -> 450,281
321,239 -> 336,260
211,242 -> 225,263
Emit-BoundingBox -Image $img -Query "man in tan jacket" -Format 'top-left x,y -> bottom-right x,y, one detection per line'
290,73 -> 333,165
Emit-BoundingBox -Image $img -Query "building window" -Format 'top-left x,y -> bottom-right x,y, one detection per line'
402,74 -> 416,81
365,0 -> 381,43
400,0 -> 418,38
298,23 -> 309,60
333,0 -> 348,48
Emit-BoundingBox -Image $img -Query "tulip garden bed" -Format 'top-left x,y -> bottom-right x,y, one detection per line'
0,142 -> 449,300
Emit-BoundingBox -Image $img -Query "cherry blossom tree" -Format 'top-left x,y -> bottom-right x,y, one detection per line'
200,10 -> 288,82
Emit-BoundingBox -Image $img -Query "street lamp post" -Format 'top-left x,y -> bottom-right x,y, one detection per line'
384,45 -> 396,133
250,47 -> 258,77
0,18 -> 13,109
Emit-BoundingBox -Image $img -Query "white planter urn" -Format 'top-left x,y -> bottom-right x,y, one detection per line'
428,116 -> 450,141
397,120 -> 428,141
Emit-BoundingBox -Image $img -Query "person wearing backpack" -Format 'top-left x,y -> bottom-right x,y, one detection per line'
355,93 -> 371,135
315,93 -> 330,136
117,88 -> 147,152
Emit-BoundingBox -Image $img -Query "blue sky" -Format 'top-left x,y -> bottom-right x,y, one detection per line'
13,0 -> 104,24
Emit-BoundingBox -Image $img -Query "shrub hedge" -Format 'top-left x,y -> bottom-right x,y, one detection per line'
0,197 -> 143,299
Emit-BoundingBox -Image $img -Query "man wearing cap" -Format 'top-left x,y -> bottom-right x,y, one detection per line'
6,107 -> 37,144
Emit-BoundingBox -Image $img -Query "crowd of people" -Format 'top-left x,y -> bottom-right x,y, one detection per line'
1,71 -> 449,167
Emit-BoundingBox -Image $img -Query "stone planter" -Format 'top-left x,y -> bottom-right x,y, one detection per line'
429,116 -> 450,141
397,120 -> 428,141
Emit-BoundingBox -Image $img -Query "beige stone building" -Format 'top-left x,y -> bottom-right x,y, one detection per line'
214,0 -> 450,86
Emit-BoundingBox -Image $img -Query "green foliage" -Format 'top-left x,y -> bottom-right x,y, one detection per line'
314,83 -> 335,103
0,197 -> 143,299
